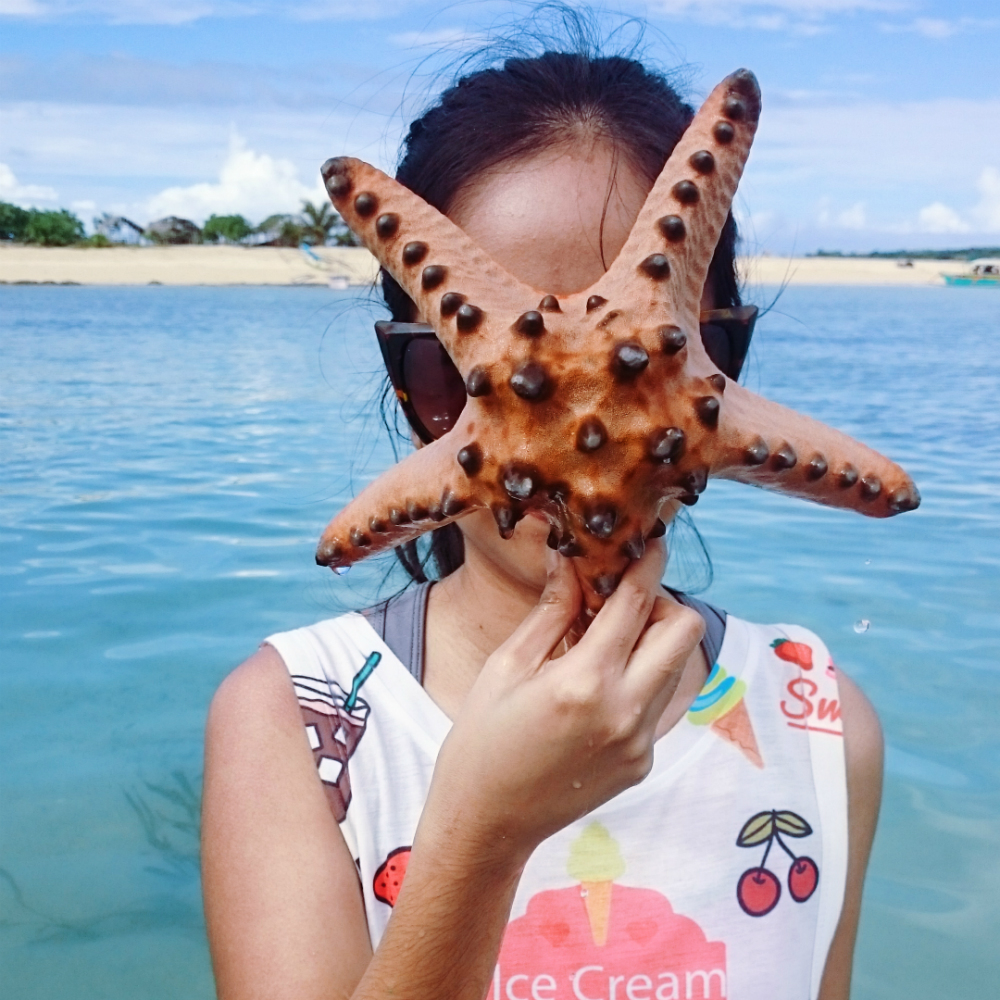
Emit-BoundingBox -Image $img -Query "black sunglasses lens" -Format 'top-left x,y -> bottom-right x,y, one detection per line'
401,338 -> 467,439
700,323 -> 734,379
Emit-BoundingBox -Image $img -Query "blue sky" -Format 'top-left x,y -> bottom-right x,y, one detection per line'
1,1 -> 997,253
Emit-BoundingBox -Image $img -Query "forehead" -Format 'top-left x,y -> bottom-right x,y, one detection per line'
446,139 -> 651,297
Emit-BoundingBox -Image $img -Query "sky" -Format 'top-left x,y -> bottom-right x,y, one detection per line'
1,0 -> 997,254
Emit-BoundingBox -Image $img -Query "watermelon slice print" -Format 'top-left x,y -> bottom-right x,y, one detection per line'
374,846 -> 411,907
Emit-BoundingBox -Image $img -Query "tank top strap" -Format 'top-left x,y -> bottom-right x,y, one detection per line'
362,582 -> 727,686
360,581 -> 432,685
668,588 -> 728,665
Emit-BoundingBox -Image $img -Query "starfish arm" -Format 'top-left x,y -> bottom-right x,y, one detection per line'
320,156 -> 535,369
588,69 -> 761,323
710,382 -> 920,517
315,436 -> 482,568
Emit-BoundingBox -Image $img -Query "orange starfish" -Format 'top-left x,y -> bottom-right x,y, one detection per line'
315,70 -> 920,610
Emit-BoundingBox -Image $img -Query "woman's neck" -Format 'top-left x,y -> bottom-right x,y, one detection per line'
422,539 -> 711,733
424,547 -> 544,719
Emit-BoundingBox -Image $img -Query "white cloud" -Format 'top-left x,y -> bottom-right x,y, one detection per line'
972,166 -> 1000,232
653,0 -> 905,13
389,27 -> 482,49
837,202 -> 866,229
917,201 -> 970,233
0,100 -> 396,223
2,0 -> 917,30
0,2 -> 256,24
144,132 -> 327,224
882,15 -> 1000,38
912,168 -> 1000,234
815,197 -> 867,229
745,98 -> 1000,190
0,0 -> 400,22
0,0 -> 44,14
0,162 -> 58,205
649,0 -> 909,33
911,17 -> 954,39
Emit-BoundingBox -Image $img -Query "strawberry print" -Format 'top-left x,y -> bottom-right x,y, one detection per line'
770,638 -> 813,670
374,846 -> 411,907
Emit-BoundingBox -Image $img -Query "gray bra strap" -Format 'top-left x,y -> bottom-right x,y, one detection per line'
360,581 -> 432,684
362,582 -> 727,686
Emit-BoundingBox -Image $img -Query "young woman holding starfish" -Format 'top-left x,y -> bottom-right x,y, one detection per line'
202,33 -> 909,1000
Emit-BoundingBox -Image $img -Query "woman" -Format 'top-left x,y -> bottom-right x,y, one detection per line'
202,46 -> 883,1000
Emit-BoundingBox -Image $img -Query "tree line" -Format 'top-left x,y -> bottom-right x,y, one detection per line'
0,199 -> 358,248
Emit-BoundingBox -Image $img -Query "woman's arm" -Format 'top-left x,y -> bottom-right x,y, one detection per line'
203,543 -> 704,1000
818,671 -> 885,1000
202,646 -> 373,1000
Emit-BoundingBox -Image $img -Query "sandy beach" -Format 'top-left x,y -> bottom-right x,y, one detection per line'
0,243 -> 979,287
0,244 -> 380,287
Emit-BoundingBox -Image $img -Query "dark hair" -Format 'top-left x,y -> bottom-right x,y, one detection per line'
382,41 -> 739,585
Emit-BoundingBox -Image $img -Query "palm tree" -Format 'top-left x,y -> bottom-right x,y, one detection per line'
300,200 -> 338,246
300,199 -> 359,247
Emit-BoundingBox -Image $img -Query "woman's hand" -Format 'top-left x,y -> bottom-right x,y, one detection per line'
419,539 -> 705,867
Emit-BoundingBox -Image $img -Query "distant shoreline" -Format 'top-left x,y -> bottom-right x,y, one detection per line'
0,243 -> 982,287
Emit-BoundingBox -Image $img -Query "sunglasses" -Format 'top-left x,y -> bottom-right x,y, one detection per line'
376,305 -> 757,446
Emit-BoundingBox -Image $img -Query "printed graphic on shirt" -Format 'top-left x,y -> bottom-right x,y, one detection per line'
374,846 -> 411,907
770,638 -> 813,671
687,661 -> 763,769
771,635 -> 844,738
494,824 -> 727,999
735,810 -> 819,917
293,650 -> 382,822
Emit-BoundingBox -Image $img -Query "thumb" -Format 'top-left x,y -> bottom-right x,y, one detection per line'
492,549 -> 583,677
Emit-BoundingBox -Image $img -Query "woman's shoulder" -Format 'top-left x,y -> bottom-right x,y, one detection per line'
730,612 -> 883,772
208,611 -> 378,725
262,609 -> 380,682
207,644 -> 307,768
723,614 -> 881,748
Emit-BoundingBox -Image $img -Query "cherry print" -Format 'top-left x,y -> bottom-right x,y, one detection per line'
737,867 -> 781,917
735,810 -> 819,917
788,856 -> 819,903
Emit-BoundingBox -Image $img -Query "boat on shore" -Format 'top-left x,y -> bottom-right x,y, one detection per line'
943,259 -> 1000,286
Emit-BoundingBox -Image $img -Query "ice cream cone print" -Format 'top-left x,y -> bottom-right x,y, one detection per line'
688,662 -> 764,768
711,698 -> 763,769
580,880 -> 613,946
567,823 -> 626,947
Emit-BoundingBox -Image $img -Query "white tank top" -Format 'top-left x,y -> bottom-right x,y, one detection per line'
266,604 -> 848,1000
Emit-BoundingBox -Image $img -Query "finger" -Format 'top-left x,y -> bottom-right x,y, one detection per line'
575,539 -> 668,672
492,549 -> 583,676
624,599 -> 705,715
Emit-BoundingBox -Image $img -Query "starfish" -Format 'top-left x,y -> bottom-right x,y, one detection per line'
315,69 -> 920,610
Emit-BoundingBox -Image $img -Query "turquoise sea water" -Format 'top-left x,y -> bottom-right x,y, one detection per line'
1,284 -> 998,998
